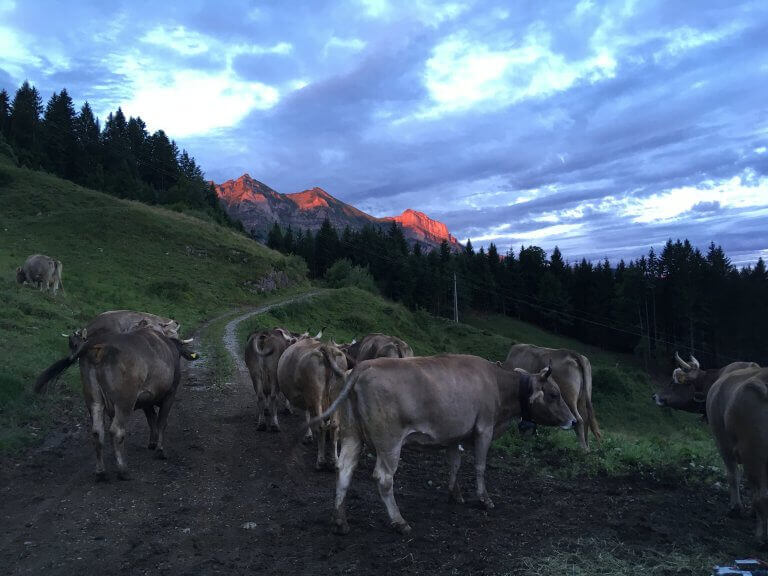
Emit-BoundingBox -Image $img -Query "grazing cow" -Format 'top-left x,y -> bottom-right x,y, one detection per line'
653,353 -> 759,415
16,254 -> 64,294
245,328 -> 300,431
277,339 -> 348,470
707,365 -> 768,543
503,344 -> 599,451
35,327 -> 198,480
312,354 -> 576,534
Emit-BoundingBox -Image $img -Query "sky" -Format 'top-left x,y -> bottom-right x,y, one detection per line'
1,0 -> 767,265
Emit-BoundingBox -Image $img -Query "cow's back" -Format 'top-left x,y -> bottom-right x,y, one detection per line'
277,339 -> 324,409
350,355 -> 502,445
22,254 -> 55,283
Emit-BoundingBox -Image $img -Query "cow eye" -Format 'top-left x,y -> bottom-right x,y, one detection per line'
548,392 -> 559,400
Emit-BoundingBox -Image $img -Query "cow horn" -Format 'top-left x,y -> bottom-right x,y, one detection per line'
61,333 -> 69,338
675,352 -> 691,371
672,367 -> 684,383
181,338 -> 194,344
81,328 -> 87,339
689,355 -> 700,370
350,339 -> 356,345
314,326 -> 325,339
542,361 -> 552,380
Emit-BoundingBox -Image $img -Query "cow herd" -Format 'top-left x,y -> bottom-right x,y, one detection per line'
18,253 -> 767,543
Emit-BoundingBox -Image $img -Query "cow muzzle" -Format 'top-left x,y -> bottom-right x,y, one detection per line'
560,419 -> 577,431
652,394 -> 666,407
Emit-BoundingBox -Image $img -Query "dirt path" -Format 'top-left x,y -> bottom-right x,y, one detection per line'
0,293 -> 758,575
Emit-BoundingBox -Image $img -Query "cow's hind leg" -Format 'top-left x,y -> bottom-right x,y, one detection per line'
89,403 -> 107,480
303,411 -> 314,444
311,403 -> 330,471
154,393 -> 177,460
109,406 -> 131,480
333,429 -> 362,535
473,428 -> 494,509
267,389 -> 280,432
566,394 -> 588,451
447,444 -> 464,503
373,444 -> 409,533
143,406 -> 158,449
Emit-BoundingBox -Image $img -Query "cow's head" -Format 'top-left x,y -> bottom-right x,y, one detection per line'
520,365 -> 577,430
15,267 -> 26,284
170,336 -> 198,360
63,328 -> 88,359
652,353 -> 709,413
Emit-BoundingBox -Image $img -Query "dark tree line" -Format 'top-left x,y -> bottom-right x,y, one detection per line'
0,81 -> 238,228
267,219 -> 768,367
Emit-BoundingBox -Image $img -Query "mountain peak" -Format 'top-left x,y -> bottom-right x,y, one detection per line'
387,209 -> 458,245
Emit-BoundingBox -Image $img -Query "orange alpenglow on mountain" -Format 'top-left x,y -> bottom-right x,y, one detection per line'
215,174 -> 461,250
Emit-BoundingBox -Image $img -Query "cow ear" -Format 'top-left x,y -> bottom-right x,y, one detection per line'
81,328 -> 88,340
529,390 -> 544,404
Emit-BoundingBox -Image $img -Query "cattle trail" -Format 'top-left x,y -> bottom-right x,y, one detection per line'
0,290 -> 759,575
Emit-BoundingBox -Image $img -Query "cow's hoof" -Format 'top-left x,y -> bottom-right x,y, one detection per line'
302,435 -> 314,445
333,521 -> 350,535
315,461 -> 327,471
727,506 -> 743,518
147,442 -> 157,450
155,449 -> 167,461
449,493 -> 464,504
269,424 -> 280,433
392,521 -> 412,535
256,422 -> 267,432
117,470 -> 131,481
479,497 -> 495,510
95,471 -> 108,483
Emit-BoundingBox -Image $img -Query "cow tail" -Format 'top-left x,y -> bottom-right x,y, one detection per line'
578,354 -> 601,443
307,363 -> 357,431
253,337 -> 274,357
34,346 -> 83,393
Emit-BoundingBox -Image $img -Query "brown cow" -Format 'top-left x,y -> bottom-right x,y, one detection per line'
277,338 -> 348,470
653,353 -> 759,414
245,328 -> 299,431
707,365 -> 768,543
16,254 -> 63,294
343,333 -> 414,367
504,344 -> 599,451
35,327 -> 198,480
81,310 -> 180,340
312,354 -> 576,534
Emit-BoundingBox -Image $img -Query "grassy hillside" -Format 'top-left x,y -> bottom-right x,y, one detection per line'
0,156 -> 307,451
239,289 -> 719,481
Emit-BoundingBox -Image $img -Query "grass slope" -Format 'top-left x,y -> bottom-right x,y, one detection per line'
0,156 -> 307,450
239,289 -> 720,481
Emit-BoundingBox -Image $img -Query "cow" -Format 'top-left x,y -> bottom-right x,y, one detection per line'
311,354 -> 576,534
16,254 -> 64,294
503,344 -> 599,451
707,365 -> 768,543
277,338 -> 348,470
35,326 -> 198,480
342,333 -> 414,367
245,328 -> 301,431
80,310 -> 180,341
653,353 -> 759,415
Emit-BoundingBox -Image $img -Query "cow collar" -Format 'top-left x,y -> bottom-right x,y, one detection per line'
517,372 -> 537,435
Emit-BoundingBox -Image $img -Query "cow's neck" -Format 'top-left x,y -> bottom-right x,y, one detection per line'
496,369 -> 528,425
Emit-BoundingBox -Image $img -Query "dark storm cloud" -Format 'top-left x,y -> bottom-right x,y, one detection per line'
1,0 -> 767,263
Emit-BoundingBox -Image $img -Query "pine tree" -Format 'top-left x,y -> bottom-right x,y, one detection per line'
267,222 -> 284,252
74,102 -> 103,188
9,80 -> 44,166
41,88 -> 77,179
0,89 -> 9,139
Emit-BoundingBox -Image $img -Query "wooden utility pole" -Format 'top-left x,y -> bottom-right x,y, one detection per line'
453,272 -> 459,324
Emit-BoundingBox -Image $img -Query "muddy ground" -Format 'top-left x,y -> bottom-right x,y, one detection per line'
0,304 -> 759,575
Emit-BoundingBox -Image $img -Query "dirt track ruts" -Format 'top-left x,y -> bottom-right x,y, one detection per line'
0,292 -> 758,575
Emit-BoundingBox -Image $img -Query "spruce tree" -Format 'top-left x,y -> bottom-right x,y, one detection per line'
41,88 -> 77,179
9,80 -> 43,166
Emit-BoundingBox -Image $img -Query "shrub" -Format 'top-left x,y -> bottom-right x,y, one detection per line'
323,259 -> 378,294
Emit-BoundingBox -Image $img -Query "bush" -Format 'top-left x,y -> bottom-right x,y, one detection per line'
323,259 -> 378,294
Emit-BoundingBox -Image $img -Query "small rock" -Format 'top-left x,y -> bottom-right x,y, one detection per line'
182,527 -> 191,534
241,522 -> 258,530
